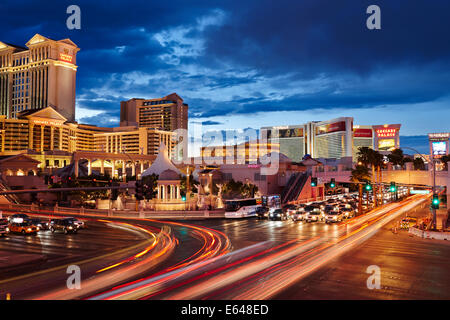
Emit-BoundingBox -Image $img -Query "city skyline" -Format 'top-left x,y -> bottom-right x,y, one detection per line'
1,1 -> 449,155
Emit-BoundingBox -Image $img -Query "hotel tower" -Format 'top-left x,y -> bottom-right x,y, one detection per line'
0,34 -> 79,122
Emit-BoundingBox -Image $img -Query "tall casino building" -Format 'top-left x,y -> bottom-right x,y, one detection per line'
0,34 -> 79,122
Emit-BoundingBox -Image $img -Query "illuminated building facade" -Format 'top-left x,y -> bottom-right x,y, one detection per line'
0,34 -> 79,121
200,140 -> 280,163
120,93 -> 188,131
0,107 -> 175,174
263,118 -> 401,162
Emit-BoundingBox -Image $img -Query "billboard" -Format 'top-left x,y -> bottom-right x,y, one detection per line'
432,141 -> 447,156
378,139 -> 396,151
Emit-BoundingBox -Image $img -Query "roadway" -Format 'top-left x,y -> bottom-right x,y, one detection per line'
90,195 -> 431,300
1,194 -> 448,300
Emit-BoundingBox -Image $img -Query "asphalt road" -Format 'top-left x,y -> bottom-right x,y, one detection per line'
271,200 -> 450,299
1,196 -> 449,300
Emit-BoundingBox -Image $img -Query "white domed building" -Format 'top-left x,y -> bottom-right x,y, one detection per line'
142,143 -> 185,210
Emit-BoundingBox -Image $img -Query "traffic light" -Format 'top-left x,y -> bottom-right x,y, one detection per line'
330,178 -> 336,188
364,183 -> 372,191
311,177 -> 318,187
135,180 -> 144,200
432,194 -> 440,209
389,181 -> 397,192
181,195 -> 186,202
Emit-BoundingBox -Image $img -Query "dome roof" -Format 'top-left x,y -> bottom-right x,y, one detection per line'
142,142 -> 182,177
158,169 -> 180,181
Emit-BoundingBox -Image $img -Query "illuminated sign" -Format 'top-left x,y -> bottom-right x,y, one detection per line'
410,189 -> 431,195
354,128 -> 373,138
316,121 -> 346,135
378,139 -> 396,151
432,141 -> 447,156
428,133 -> 450,142
59,53 -> 73,63
376,128 -> 397,138
32,120 -> 63,126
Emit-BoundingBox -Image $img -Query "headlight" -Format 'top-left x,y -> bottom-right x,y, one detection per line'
68,226 -> 73,229
36,227 -> 40,231
277,214 -> 281,217
5,227 -> 9,232
27,228 -> 31,231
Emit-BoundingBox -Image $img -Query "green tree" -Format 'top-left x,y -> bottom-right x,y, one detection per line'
387,148 -> 406,166
413,157 -> 425,170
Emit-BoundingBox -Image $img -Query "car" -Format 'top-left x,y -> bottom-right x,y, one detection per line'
8,213 -> 30,224
64,217 -> 85,229
256,207 -> 270,219
340,207 -> 355,219
30,218 -> 50,230
268,209 -> 288,221
323,205 -> 338,214
0,218 -> 10,236
305,211 -> 322,223
9,222 -> 39,234
291,209 -> 306,222
325,211 -> 345,223
50,219 -> 78,234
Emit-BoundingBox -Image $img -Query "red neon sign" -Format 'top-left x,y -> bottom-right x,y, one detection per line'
59,53 -> 73,63
376,128 -> 397,138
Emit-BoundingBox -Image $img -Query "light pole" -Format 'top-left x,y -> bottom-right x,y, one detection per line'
402,146 -> 436,229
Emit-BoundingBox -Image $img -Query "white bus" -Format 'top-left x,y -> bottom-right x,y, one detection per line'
224,198 -> 262,218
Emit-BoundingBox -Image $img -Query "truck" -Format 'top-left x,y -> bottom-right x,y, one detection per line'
0,218 -> 10,236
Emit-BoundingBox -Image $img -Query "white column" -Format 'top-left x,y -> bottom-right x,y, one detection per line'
87,159 -> 92,176
131,162 -> 136,176
100,160 -> 105,175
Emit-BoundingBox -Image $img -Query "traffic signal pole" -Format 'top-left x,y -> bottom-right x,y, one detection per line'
431,155 -> 437,230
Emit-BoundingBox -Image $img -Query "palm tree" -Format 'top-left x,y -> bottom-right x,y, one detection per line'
357,147 -> 383,208
387,148 -> 406,167
371,150 -> 384,208
413,157 -> 425,170
350,165 -> 371,215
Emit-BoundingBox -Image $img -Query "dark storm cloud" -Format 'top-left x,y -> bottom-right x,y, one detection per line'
1,0 -> 450,125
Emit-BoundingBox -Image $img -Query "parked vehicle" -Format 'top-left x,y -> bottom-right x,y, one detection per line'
268,208 -> 288,221
0,218 -> 10,236
50,219 -> 78,234
9,222 -> 38,234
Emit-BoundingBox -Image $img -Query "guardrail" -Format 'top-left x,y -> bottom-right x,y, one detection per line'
0,203 -> 225,220
409,226 -> 450,240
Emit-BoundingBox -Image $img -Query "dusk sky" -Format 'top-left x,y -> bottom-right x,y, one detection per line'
1,0 -> 450,154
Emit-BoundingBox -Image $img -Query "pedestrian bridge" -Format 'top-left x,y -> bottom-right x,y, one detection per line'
313,161 -> 450,200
